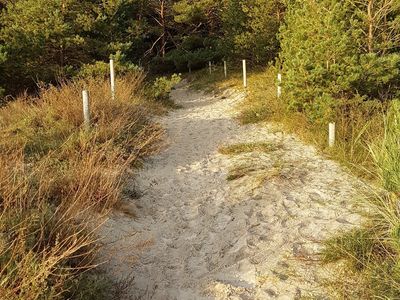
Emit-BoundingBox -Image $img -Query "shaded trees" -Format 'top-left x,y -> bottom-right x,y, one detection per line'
279,0 -> 400,121
223,0 -> 284,64
0,0 -> 286,94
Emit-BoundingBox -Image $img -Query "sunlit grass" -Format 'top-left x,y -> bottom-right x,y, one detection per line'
219,142 -> 280,155
0,74 -> 164,299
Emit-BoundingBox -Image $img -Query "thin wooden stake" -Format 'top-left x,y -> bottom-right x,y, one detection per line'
110,59 -> 115,100
242,60 -> 247,88
82,90 -> 90,129
329,122 -> 336,147
277,73 -> 282,98
224,60 -> 227,78
209,61 -> 212,75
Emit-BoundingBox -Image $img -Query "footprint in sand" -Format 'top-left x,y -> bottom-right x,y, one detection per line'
98,81 -> 365,300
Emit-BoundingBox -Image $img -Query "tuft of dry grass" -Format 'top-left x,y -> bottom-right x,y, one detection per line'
322,191 -> 400,298
219,142 -> 280,156
0,73 -> 164,299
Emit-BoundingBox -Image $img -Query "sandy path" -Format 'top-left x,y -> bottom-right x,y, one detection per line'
99,82 -> 363,299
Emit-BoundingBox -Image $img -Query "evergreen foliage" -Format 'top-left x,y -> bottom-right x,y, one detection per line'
280,0 -> 400,122
0,0 -> 283,95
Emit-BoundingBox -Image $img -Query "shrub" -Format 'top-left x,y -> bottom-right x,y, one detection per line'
279,0 -> 400,121
77,55 -> 141,79
148,74 -> 182,101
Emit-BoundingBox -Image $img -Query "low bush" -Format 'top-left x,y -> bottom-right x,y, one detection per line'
147,74 -> 182,101
77,53 -> 141,79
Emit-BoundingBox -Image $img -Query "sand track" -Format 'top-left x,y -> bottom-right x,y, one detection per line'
99,82 -> 363,299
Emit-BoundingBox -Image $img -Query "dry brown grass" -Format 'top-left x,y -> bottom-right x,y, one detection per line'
218,142 -> 280,156
0,73 -> 164,299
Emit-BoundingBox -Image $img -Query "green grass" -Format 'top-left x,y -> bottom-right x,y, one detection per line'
321,102 -> 400,298
322,194 -> 400,298
369,101 -> 400,195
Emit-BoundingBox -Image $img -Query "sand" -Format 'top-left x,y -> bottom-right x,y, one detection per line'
99,81 -> 364,299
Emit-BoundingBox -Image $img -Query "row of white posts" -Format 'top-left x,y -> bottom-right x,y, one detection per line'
82,59 -> 116,129
209,60 -> 336,147
83,59 -> 336,147
210,60 -> 247,87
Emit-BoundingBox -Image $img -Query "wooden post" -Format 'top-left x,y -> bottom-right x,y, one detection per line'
224,60 -> 227,78
329,122 -> 336,147
82,90 -> 90,129
209,61 -> 212,75
277,73 -> 282,98
242,59 -> 247,88
110,59 -> 115,100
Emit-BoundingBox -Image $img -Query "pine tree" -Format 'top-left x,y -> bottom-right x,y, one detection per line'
222,0 -> 284,64
0,0 -> 99,92
279,0 -> 400,122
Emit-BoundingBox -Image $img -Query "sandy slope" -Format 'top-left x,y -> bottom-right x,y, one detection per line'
99,82 -> 364,299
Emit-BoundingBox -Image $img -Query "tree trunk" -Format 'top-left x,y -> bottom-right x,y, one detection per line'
367,0 -> 374,52
160,0 -> 166,58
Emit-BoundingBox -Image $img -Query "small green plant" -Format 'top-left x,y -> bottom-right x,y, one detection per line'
148,74 -> 182,101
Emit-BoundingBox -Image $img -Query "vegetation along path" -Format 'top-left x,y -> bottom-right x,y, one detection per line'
100,82 -> 364,299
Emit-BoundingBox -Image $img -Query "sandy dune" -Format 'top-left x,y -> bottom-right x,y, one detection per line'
99,82 -> 364,299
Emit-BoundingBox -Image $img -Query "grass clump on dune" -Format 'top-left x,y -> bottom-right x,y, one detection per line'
322,192 -> 400,298
0,73 -> 163,299
322,102 -> 400,298
219,142 -> 279,156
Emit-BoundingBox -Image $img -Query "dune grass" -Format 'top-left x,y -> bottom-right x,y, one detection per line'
0,73 -> 164,299
218,142 -> 279,156
321,101 -> 400,298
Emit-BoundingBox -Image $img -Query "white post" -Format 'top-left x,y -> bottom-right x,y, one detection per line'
209,61 -> 212,75
224,60 -> 227,78
110,59 -> 115,100
82,90 -> 90,129
329,122 -> 336,147
242,59 -> 247,88
277,73 -> 282,98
